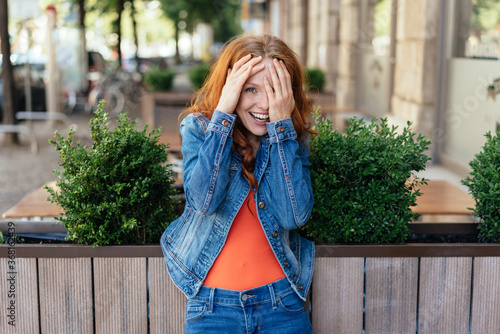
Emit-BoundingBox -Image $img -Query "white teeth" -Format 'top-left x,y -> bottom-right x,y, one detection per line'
250,112 -> 269,121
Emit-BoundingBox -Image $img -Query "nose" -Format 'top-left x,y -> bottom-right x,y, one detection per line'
257,93 -> 269,111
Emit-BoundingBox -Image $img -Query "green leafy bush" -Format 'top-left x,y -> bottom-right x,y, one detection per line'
304,68 -> 325,93
462,131 -> 500,242
46,102 -> 178,246
144,68 -> 176,91
189,63 -> 210,90
302,112 -> 431,244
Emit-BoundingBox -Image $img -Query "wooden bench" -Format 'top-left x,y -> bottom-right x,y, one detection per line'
0,124 -> 38,153
411,180 -> 475,221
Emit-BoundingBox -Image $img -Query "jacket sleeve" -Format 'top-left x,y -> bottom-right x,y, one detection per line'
263,118 -> 314,230
180,110 -> 236,215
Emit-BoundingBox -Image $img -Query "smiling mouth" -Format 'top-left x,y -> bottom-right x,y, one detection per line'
250,112 -> 269,122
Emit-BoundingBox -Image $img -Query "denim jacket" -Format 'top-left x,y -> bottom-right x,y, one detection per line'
160,109 -> 315,301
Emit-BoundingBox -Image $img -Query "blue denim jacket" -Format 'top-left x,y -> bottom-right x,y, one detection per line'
160,109 -> 315,301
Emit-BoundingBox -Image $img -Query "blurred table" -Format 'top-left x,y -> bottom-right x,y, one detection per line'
411,180 -> 475,216
2,182 -> 62,219
159,133 -> 182,154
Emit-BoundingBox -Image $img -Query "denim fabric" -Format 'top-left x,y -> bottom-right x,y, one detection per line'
184,278 -> 313,334
160,109 -> 315,301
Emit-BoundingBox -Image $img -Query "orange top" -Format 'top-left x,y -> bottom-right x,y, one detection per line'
203,191 -> 286,290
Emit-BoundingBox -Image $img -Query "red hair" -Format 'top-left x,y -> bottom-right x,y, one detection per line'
185,34 -> 313,188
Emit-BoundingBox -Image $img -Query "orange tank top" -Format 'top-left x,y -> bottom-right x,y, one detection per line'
203,191 -> 286,290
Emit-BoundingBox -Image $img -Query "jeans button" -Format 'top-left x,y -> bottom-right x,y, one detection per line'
222,119 -> 229,127
258,201 -> 265,209
273,231 -> 278,238
242,294 -> 248,301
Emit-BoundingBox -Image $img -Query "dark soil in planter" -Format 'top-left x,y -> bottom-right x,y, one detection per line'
408,233 -> 480,243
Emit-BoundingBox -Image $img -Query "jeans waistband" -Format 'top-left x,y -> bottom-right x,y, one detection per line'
192,277 -> 293,307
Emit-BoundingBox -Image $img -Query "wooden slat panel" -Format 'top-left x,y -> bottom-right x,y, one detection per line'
312,257 -> 364,334
365,258 -> 418,334
471,257 -> 500,333
418,257 -> 472,333
149,257 -> 187,334
0,258 -> 39,333
94,257 -> 147,333
38,258 -> 93,333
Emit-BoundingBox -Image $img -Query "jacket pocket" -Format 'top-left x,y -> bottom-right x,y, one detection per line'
166,208 -> 191,244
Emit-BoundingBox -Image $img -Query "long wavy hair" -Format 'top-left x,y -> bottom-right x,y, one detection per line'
185,34 -> 313,189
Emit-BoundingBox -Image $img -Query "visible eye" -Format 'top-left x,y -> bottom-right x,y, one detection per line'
245,87 -> 257,93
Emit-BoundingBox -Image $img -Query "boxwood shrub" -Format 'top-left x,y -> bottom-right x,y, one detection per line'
189,63 -> 211,90
302,112 -> 431,244
46,102 -> 179,246
462,131 -> 500,242
304,68 -> 325,93
144,68 -> 176,91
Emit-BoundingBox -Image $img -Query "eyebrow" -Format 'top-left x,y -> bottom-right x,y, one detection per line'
244,78 -> 273,89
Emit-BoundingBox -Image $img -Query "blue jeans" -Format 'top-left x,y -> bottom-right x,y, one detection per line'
184,278 -> 313,334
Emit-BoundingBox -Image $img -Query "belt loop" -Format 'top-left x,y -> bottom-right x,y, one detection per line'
208,288 -> 215,313
268,284 -> 277,309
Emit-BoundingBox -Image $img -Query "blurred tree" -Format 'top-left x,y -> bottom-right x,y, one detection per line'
87,0 -> 141,70
159,0 -> 241,63
471,0 -> 500,37
0,0 -> 19,144
89,0 -> 125,69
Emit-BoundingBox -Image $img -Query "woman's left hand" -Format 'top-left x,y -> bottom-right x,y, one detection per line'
264,58 -> 295,122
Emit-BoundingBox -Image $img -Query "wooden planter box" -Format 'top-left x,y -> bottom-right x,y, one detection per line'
1,242 -> 500,333
141,90 -> 192,131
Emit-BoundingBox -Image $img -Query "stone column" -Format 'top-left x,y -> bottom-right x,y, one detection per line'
307,0 -> 340,94
284,0 -> 308,63
390,0 -> 440,139
336,0 -> 361,108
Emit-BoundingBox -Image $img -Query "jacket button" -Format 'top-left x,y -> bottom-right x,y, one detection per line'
222,119 -> 229,127
273,231 -> 278,238
278,126 -> 285,133
298,284 -> 304,291
284,260 -> 289,267
258,201 -> 265,209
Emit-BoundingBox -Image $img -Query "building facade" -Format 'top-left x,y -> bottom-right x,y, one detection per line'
265,0 -> 500,176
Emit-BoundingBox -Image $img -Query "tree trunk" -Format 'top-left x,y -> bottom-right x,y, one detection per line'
174,20 -> 181,65
78,0 -> 89,92
116,0 -> 124,69
130,0 -> 140,73
0,0 -> 19,144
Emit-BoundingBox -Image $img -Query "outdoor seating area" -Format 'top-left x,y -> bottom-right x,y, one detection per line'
2,0 -> 500,332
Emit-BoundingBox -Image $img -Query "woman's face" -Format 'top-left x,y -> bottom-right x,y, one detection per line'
235,58 -> 274,138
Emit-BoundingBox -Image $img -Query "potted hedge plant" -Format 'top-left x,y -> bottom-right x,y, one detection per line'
302,111 -> 431,244
189,63 -> 210,90
144,68 -> 176,91
304,68 -> 325,93
46,101 -> 179,246
462,131 -> 500,242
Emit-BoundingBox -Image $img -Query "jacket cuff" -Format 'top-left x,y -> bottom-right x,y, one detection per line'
267,117 -> 297,143
208,109 -> 237,134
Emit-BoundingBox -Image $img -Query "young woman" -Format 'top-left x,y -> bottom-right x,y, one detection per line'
161,34 -> 315,333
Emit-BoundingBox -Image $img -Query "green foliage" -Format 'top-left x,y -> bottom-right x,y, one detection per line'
304,68 -> 325,93
302,111 -> 431,244
159,0 -> 242,43
189,63 -> 210,90
144,69 -> 176,91
462,131 -> 500,242
46,102 -> 178,246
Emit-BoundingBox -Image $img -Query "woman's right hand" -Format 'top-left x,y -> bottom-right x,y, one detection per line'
216,54 -> 264,114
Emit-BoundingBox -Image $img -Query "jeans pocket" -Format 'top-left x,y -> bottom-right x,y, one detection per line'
277,292 -> 306,314
185,299 -> 208,323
